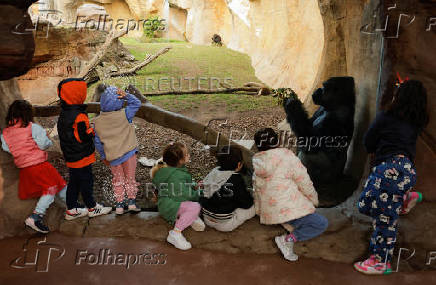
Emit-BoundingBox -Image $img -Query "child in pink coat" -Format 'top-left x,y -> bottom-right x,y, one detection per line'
252,128 -> 328,261
1,100 -> 67,233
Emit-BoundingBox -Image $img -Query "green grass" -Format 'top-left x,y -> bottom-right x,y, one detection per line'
89,38 -> 276,112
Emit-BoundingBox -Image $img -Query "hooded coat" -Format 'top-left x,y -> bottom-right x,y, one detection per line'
252,148 -> 319,225
93,86 -> 141,166
152,166 -> 200,223
57,78 -> 95,168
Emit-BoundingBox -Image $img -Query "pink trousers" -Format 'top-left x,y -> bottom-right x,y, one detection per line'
175,201 -> 201,231
110,154 -> 139,203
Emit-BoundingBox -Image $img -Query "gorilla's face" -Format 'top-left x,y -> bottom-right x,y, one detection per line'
312,77 -> 356,108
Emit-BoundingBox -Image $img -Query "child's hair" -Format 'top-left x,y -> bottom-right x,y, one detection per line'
383,80 -> 429,133
216,145 -> 243,171
5,100 -> 34,127
254,128 -> 279,151
163,142 -> 186,167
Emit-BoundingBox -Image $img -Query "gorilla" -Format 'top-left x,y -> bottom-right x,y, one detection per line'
283,77 -> 357,203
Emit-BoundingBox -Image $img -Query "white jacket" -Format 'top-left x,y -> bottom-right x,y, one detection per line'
252,148 -> 318,225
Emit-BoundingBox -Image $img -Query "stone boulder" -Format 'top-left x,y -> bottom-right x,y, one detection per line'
0,1 -> 35,80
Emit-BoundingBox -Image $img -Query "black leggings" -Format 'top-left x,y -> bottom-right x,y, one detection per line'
66,165 -> 96,209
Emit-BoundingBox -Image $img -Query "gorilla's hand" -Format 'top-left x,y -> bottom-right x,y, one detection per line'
283,95 -> 301,110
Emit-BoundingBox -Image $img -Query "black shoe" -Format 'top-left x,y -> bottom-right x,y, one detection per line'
25,214 -> 49,233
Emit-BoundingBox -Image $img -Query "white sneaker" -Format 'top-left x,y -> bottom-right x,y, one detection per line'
275,235 -> 298,261
167,230 -> 192,250
88,203 -> 112,218
190,217 -> 206,231
65,208 -> 89,220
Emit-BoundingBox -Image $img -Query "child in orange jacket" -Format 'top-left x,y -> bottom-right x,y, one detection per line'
57,78 -> 112,220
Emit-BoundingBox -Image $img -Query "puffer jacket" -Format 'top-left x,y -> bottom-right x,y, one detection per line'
57,78 -> 95,168
93,86 -> 141,166
252,148 -> 318,225
152,165 -> 200,224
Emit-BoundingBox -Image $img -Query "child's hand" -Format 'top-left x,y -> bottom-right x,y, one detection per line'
103,159 -> 110,166
117,89 -> 126,99
151,191 -> 158,204
194,180 -> 203,190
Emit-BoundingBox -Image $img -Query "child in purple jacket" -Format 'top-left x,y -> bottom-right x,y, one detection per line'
93,85 -> 142,215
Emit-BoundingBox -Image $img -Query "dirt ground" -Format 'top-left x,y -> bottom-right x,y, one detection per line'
1,232 -> 434,285
38,106 -> 286,209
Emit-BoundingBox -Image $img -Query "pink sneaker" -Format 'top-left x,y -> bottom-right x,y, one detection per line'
354,256 -> 392,275
401,191 -> 423,215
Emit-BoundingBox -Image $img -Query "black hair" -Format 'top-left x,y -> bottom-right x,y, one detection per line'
163,142 -> 186,167
254,128 -> 279,151
382,80 -> 429,133
5,100 -> 34,127
216,145 -> 243,171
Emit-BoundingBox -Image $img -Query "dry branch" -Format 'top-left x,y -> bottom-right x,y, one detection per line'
78,29 -> 128,80
109,47 -> 172,78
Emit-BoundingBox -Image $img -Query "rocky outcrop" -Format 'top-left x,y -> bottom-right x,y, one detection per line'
30,0 -> 165,37
0,2 -> 35,80
169,0 -> 324,97
16,28 -> 135,105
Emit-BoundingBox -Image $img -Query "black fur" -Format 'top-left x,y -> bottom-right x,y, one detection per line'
284,77 -> 356,186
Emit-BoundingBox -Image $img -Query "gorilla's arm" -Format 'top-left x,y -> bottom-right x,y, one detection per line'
284,98 -> 314,137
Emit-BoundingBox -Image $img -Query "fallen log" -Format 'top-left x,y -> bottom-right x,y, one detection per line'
143,87 -> 262,97
78,29 -> 128,80
109,47 -> 172,78
32,103 -> 254,167
86,46 -> 172,85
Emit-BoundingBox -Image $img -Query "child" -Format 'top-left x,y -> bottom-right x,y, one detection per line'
151,142 -> 205,250
252,128 -> 328,261
200,145 -> 255,232
93,85 -> 141,215
354,80 -> 429,275
1,100 -> 67,233
57,78 -> 112,220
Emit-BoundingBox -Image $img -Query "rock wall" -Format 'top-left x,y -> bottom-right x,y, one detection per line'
16,28 -> 135,105
169,0 -> 325,97
0,3 -> 35,80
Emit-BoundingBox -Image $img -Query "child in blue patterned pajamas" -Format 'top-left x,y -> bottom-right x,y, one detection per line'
354,80 -> 429,275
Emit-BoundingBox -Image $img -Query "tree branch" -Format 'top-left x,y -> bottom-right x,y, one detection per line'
32,102 -> 254,167
78,29 -> 128,80
109,46 -> 172,78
